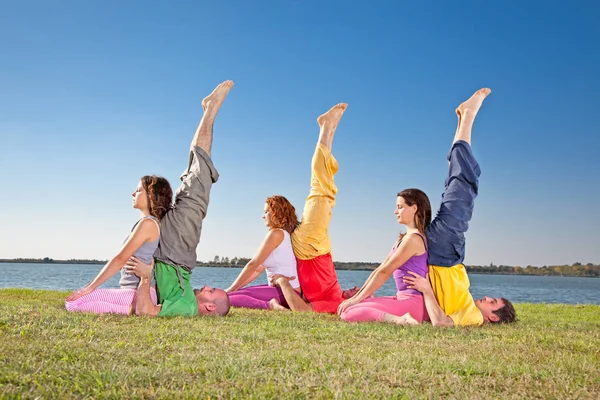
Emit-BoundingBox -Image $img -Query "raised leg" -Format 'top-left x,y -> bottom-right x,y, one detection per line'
193,80 -> 234,155
427,88 -> 490,267
317,103 -> 347,150
453,88 -> 490,146
286,104 -> 348,313
292,104 -> 347,260
154,81 -> 233,271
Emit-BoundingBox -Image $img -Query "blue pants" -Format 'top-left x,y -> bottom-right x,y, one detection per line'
426,140 -> 481,267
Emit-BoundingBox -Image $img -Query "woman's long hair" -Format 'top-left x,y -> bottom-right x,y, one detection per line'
265,195 -> 299,234
397,188 -> 432,234
141,175 -> 173,220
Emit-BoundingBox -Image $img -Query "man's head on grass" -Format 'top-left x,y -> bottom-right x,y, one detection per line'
475,296 -> 516,324
194,286 -> 230,316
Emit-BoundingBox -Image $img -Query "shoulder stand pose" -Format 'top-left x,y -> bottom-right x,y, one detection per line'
403,88 -> 517,327
124,81 -> 235,317
269,103 -> 358,313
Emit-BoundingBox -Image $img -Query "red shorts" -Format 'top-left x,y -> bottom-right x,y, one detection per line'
297,253 -> 344,314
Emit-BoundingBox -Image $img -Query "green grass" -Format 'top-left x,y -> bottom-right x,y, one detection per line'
1,289 -> 599,399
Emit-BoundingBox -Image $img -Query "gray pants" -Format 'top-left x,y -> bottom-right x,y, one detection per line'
154,146 -> 219,272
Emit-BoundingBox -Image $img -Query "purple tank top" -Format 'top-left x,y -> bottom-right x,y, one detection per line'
391,233 -> 428,296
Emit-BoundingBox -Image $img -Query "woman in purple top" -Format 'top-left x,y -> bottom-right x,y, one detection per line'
337,189 -> 431,324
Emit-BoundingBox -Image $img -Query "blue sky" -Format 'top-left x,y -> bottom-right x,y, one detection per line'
1,0 -> 599,267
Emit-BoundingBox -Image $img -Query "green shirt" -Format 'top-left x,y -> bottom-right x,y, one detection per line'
155,260 -> 198,317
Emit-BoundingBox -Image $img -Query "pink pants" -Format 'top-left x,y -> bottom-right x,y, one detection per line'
228,284 -> 289,309
340,293 -> 429,323
65,287 -> 157,315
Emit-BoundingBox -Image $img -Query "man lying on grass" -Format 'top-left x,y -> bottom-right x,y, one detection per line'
339,88 -> 517,327
124,81 -> 234,317
401,89 -> 516,327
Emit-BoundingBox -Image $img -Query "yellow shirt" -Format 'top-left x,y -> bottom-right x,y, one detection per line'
428,264 -> 483,326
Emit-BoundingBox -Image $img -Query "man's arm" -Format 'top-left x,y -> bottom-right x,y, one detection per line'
135,277 -> 161,316
125,256 -> 161,317
271,275 -> 312,312
403,271 -> 454,327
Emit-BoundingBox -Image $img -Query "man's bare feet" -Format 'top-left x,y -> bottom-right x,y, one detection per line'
317,103 -> 348,149
202,80 -> 235,113
456,88 -> 491,119
317,103 -> 348,128
452,88 -> 491,145
191,80 -> 234,156
269,298 -> 289,311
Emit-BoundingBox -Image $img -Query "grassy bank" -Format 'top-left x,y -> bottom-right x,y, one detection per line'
0,289 -> 599,399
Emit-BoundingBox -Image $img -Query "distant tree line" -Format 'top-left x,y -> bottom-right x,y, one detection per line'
195,255 -> 252,268
0,258 -> 105,265
198,256 -> 600,277
2,257 -> 599,277
466,262 -> 600,277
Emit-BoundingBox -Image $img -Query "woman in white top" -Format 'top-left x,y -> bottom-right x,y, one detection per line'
225,195 -> 300,309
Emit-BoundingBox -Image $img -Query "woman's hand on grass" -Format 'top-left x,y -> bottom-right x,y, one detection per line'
66,285 -> 95,301
124,256 -> 154,279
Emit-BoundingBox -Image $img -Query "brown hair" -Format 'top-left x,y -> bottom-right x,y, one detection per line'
265,195 -> 299,234
397,188 -> 432,234
141,175 -> 173,220
492,298 -> 517,323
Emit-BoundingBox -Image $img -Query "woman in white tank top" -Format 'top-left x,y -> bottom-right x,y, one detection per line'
225,195 -> 300,309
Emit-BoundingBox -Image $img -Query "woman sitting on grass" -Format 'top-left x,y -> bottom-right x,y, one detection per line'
65,176 -> 172,314
224,195 -> 301,309
337,189 -> 431,325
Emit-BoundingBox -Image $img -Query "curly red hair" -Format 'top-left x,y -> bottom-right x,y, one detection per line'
141,175 -> 173,220
265,195 -> 299,234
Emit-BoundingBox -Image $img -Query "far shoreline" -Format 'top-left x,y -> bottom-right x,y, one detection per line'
1,259 -> 598,278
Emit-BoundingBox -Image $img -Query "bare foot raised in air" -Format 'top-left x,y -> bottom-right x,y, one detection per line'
202,80 -> 235,113
456,88 -> 491,119
269,298 -> 289,311
317,103 -> 348,148
317,103 -> 348,129
452,88 -> 491,145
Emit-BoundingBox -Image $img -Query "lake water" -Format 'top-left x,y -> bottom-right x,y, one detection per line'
0,263 -> 598,304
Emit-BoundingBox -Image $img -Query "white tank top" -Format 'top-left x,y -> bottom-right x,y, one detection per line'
263,230 -> 299,289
